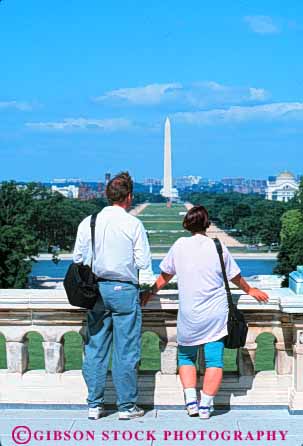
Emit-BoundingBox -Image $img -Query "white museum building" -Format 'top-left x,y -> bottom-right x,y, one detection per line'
266,171 -> 299,202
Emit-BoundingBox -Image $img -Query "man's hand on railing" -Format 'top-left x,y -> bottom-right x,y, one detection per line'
248,287 -> 269,303
140,289 -> 155,307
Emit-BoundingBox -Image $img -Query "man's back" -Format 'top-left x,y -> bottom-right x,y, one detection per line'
73,205 -> 151,284
79,171 -> 147,419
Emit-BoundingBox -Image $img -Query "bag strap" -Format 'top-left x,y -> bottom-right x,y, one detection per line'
90,212 -> 98,268
213,238 -> 235,314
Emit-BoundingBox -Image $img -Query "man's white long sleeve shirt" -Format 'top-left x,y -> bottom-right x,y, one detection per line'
73,205 -> 151,284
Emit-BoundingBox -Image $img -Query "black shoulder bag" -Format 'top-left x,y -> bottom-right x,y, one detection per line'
64,213 -> 101,309
214,238 -> 248,349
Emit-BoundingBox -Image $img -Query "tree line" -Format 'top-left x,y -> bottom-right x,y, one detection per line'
182,191 -> 290,246
182,184 -> 303,281
1,181 -> 303,288
0,183 -> 106,288
0,183 -> 165,288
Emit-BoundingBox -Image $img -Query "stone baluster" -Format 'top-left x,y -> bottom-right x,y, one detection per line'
289,329 -> 303,411
293,331 -> 303,391
79,328 -> 86,364
160,340 -> 177,374
6,341 -> 28,373
237,342 -> 257,377
293,345 -> 303,392
42,341 -> 64,373
275,341 -> 293,375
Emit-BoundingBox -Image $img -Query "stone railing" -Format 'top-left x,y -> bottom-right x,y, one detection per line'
0,273 -> 303,413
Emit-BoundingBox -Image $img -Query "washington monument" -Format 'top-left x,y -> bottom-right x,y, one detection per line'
160,117 -> 179,201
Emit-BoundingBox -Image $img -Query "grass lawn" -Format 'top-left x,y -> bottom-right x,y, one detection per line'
150,246 -> 171,252
140,204 -> 186,218
139,215 -> 184,221
0,332 -> 275,373
148,234 -> 185,246
140,203 -> 190,250
143,222 -> 184,230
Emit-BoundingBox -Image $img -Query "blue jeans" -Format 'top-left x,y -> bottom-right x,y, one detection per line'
82,281 -> 141,411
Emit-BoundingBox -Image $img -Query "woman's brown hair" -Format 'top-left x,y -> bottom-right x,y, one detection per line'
183,205 -> 210,233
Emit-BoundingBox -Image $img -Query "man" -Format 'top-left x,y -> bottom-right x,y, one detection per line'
73,172 -> 151,420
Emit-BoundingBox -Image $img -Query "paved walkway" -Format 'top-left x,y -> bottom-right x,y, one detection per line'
0,408 -> 301,446
151,252 -> 278,259
129,203 -> 150,216
184,203 -> 245,248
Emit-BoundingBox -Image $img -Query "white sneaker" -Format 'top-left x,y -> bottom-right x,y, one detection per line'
88,406 -> 105,420
186,401 -> 199,417
199,405 -> 211,419
119,405 -> 144,420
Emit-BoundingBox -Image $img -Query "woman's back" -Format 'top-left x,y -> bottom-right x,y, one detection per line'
160,234 -> 240,345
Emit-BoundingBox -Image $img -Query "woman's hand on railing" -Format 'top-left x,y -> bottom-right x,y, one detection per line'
248,287 -> 269,303
231,274 -> 269,303
140,272 -> 174,307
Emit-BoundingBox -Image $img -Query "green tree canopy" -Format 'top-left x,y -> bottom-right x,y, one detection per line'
0,182 -> 106,288
182,191 -> 289,245
0,182 -> 40,288
275,209 -> 303,278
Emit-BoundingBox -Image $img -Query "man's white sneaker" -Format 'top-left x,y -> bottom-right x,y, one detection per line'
88,406 -> 105,420
119,405 -> 144,420
199,405 -> 211,419
186,401 -> 199,417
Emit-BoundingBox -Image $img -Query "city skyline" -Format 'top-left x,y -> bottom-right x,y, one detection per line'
1,1 -> 303,181
7,171 -> 301,186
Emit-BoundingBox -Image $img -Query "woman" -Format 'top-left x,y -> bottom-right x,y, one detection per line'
141,205 -> 269,419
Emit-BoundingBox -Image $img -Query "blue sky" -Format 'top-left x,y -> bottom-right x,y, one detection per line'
1,0 -> 303,182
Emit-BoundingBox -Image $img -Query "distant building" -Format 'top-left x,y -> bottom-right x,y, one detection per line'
221,177 -> 246,187
52,178 -> 81,184
52,178 -> 68,184
221,177 -> 266,195
105,173 -> 111,186
78,182 -> 103,200
141,178 -> 162,194
51,185 -> 79,199
175,176 -> 202,189
266,171 -> 299,202
143,178 -> 162,186
97,182 -> 103,196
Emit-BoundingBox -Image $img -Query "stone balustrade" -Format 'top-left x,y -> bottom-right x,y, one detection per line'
0,279 -> 303,413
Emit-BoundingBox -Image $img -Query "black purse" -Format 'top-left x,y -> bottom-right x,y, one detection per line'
214,238 -> 248,349
64,213 -> 101,310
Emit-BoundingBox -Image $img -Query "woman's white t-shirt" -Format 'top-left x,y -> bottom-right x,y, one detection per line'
159,235 -> 241,346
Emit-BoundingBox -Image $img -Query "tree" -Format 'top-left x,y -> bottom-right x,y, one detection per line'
0,182 -> 106,288
275,209 -> 303,278
132,192 -> 165,205
0,182 -> 40,288
182,191 -> 288,245
31,188 -> 103,251
288,177 -> 303,207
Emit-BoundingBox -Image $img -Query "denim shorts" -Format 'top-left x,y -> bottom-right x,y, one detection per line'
178,338 -> 225,369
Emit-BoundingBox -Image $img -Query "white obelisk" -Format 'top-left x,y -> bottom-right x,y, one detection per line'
162,117 -> 172,198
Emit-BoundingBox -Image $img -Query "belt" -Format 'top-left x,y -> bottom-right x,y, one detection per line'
97,278 -> 139,288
